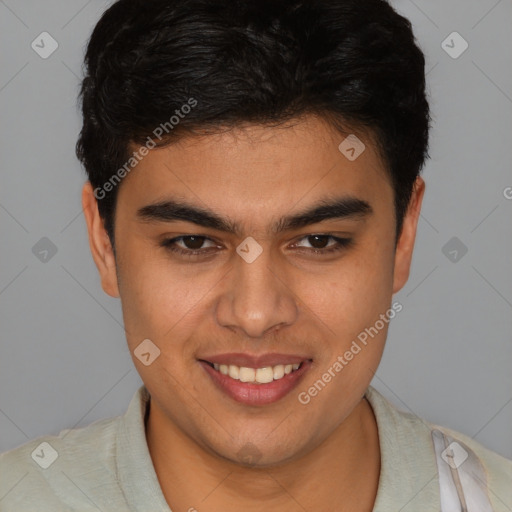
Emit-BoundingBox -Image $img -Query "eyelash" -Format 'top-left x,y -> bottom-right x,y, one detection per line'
160,234 -> 353,258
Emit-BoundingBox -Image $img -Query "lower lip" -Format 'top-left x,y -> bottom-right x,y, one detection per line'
199,360 -> 312,406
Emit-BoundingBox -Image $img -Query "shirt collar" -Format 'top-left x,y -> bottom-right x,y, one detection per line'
365,385 -> 440,511
115,384 -> 440,511
116,385 -> 172,512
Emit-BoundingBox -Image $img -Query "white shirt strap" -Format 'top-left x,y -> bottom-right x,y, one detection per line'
432,429 -> 494,511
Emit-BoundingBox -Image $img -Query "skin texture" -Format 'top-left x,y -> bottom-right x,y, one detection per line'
82,114 -> 424,511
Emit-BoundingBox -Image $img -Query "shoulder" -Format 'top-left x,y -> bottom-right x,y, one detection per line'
0,415 -> 122,511
432,422 -> 512,507
365,386 -> 512,511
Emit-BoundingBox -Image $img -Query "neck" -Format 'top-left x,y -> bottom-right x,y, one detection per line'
146,397 -> 380,512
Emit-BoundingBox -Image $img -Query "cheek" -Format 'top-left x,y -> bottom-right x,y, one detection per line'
308,246 -> 395,337
117,243 -> 215,348
297,253 -> 395,421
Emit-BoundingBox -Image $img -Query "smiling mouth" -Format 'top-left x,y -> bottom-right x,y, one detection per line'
198,357 -> 313,405
200,360 -> 310,384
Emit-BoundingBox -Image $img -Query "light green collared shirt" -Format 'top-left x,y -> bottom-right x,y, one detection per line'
1,385 -> 511,511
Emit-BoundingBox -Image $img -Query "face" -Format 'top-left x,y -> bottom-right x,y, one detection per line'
83,114 -> 424,467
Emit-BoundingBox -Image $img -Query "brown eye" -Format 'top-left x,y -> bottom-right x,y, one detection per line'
160,235 -> 218,257
307,235 -> 331,249
179,236 -> 207,250
293,234 -> 353,254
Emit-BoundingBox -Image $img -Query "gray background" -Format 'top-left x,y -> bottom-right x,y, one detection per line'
1,0 -> 511,460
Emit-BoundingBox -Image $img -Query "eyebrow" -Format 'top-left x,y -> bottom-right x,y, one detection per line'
136,195 -> 373,236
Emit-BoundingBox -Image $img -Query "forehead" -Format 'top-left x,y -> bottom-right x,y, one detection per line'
116,115 -> 392,221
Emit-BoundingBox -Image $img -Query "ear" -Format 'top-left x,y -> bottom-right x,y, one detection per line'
82,182 -> 120,298
392,176 -> 425,294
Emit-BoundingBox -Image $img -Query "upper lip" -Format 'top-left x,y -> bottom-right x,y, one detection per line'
199,353 -> 313,368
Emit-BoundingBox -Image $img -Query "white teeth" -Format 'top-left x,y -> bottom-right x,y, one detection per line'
228,365 -> 240,380
273,364 -> 285,379
210,361 -> 304,383
255,367 -> 274,384
239,367 -> 255,382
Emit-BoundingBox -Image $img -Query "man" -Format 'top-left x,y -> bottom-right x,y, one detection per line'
1,0 -> 510,510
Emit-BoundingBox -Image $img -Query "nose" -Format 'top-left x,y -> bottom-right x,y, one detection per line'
215,246 -> 298,338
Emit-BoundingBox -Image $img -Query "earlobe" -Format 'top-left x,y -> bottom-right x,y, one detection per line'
392,177 -> 425,294
82,182 -> 120,298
